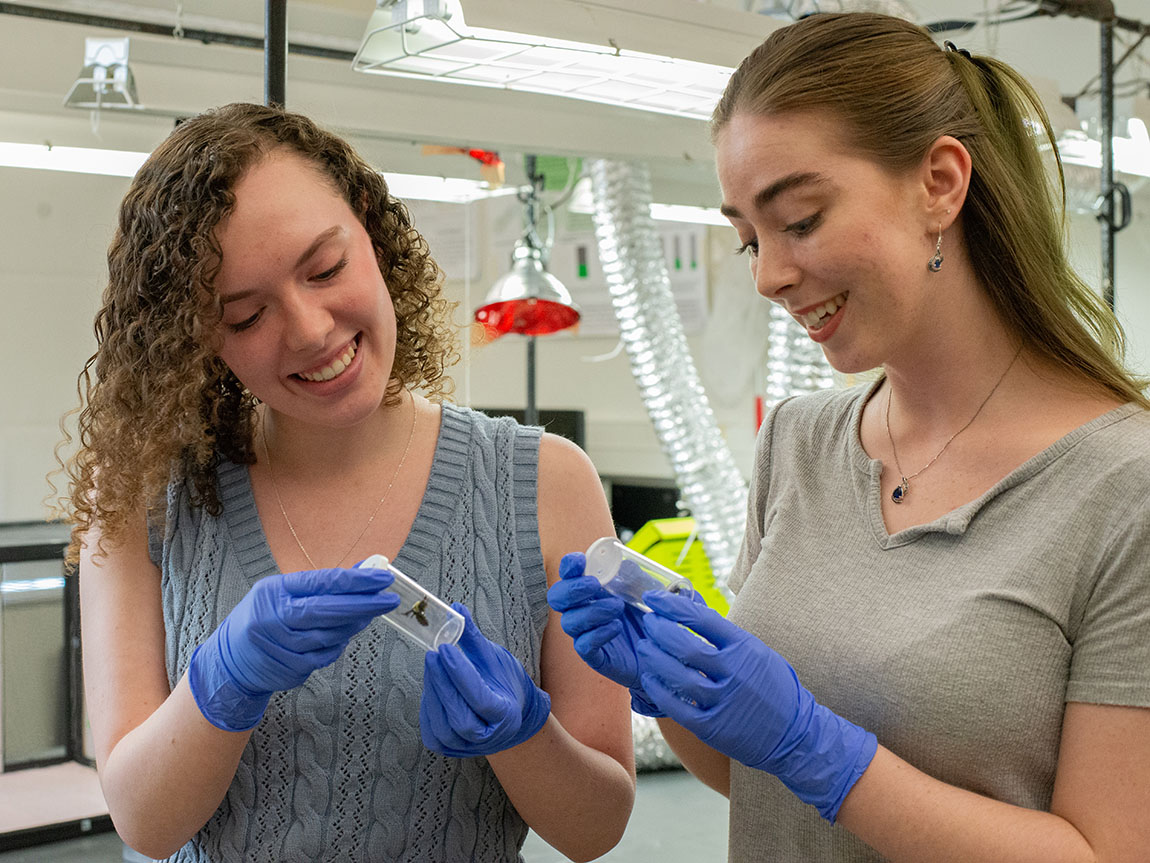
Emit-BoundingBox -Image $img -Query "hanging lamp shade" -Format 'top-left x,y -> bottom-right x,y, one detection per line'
64,63 -> 142,110
475,241 -> 580,336
63,39 -> 143,111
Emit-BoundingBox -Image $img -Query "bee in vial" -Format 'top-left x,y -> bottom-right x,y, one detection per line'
405,596 -> 430,627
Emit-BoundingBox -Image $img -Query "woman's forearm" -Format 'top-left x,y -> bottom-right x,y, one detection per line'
486,715 -> 635,863
657,718 -> 731,797
836,746 -> 1095,863
98,674 -> 250,859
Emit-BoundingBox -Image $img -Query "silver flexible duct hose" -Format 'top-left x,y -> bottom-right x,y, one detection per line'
590,159 -> 748,772
631,717 -> 684,772
764,301 -> 836,408
589,159 -> 748,592
588,159 -> 837,770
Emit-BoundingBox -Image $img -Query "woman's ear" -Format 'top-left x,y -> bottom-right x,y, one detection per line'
920,135 -> 972,229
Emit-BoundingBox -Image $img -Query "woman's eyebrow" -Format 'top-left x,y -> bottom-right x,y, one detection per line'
294,224 -> 345,268
720,172 -> 830,218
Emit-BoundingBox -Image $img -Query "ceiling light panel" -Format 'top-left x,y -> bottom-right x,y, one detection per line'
354,0 -> 735,120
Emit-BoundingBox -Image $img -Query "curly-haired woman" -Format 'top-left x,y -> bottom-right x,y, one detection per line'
60,103 -> 634,862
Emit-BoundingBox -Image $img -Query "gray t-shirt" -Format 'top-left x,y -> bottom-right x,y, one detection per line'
726,383 -> 1150,862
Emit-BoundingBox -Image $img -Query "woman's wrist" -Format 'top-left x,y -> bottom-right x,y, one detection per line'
187,642 -> 270,733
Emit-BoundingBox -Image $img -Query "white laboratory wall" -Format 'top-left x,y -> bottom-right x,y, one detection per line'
0,167 -> 122,523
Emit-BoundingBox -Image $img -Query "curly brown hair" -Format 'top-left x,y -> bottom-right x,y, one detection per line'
56,102 -> 458,564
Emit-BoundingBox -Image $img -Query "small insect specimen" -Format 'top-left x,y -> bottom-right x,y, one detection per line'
404,596 -> 430,626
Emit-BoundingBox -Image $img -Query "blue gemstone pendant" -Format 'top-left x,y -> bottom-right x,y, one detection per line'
927,253 -> 943,273
891,478 -> 909,504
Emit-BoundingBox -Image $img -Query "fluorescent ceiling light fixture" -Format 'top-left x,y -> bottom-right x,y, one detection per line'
0,141 -> 517,202
568,176 -> 729,226
1055,118 -> 1150,179
648,203 -> 731,227
383,172 -> 517,202
353,0 -> 733,120
0,142 -> 149,177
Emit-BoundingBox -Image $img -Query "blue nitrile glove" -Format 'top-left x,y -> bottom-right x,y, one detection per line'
188,566 -> 400,732
636,591 -> 878,822
419,603 -> 552,757
546,552 -> 664,717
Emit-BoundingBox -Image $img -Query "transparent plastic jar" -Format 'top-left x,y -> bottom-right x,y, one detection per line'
583,537 -> 695,613
359,554 -> 464,650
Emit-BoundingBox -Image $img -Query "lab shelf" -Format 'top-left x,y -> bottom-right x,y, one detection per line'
0,523 -> 104,850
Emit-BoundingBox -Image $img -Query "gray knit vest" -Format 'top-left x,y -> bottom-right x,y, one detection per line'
151,405 -> 548,862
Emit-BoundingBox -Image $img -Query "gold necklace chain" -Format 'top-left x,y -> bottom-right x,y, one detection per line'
884,346 -> 1021,505
261,391 -> 418,568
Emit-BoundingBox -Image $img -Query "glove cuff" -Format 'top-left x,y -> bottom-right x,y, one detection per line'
629,688 -> 667,718
187,642 -> 271,733
823,727 -> 878,822
763,701 -> 878,823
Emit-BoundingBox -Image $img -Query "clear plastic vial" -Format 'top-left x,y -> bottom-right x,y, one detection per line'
583,538 -> 695,613
359,554 -> 464,650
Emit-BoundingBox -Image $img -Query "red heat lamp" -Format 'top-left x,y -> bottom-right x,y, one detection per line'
474,198 -> 580,426
474,242 -> 581,337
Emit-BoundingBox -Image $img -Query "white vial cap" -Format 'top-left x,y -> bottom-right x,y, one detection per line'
584,537 -> 625,587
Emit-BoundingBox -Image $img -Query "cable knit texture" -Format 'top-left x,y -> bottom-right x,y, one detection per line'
150,405 -> 547,862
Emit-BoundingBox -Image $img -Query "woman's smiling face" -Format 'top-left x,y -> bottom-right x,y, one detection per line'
214,149 -> 397,429
716,110 -> 937,374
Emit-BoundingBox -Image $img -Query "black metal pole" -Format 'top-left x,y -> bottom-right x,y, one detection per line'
523,152 -> 540,427
64,568 -> 88,765
265,0 -> 287,107
0,3 -> 351,59
1098,18 -> 1115,309
525,335 -> 538,426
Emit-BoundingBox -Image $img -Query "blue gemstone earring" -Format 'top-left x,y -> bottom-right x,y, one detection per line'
927,222 -> 944,272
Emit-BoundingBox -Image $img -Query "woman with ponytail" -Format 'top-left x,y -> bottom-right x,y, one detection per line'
550,12 -> 1150,862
